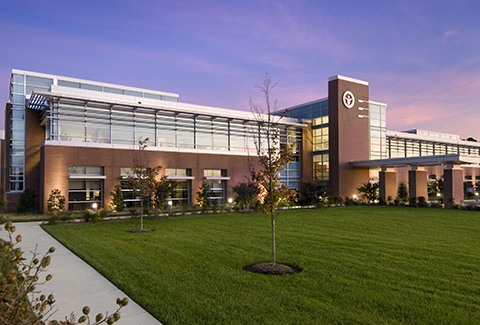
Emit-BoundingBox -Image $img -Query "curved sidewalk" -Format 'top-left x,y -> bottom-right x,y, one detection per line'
2,222 -> 162,325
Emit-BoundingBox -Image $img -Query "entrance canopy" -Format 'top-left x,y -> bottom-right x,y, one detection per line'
350,154 -> 480,169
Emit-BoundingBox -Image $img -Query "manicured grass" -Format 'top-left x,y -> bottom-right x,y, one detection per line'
43,207 -> 480,324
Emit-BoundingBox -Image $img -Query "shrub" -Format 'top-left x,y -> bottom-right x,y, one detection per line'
83,209 -> 108,223
299,181 -> 327,206
409,197 -> 417,207
333,196 -> 344,205
0,219 -> 128,324
17,188 -> 37,214
233,181 -> 261,211
397,183 -> 408,202
357,182 -> 379,203
47,189 -> 66,215
429,202 -> 443,209
109,184 -> 124,212
417,196 -> 428,208
83,209 -> 98,223
97,208 -> 108,220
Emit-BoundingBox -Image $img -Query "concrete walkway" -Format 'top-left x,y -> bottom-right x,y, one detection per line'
1,222 -> 162,325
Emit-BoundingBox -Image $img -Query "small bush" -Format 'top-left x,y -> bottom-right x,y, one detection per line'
409,197 -> 417,207
17,188 -> 37,214
83,209 -> 107,223
47,189 -> 66,215
83,209 -> 98,223
97,208 -> 108,220
333,196 -> 344,205
417,196 -> 428,208
429,202 -> 443,209
345,197 -> 357,206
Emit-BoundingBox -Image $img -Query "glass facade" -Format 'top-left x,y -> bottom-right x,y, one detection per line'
386,137 -> 480,159
369,103 -> 387,159
8,72 -> 54,192
279,99 -> 329,184
43,98 -> 301,156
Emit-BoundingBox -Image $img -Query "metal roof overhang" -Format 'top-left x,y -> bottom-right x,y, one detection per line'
26,90 -> 307,128
350,154 -> 480,169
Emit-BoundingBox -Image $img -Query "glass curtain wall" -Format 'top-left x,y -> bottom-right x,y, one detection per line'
45,98 -> 302,159
9,73 -> 53,191
369,103 -> 387,159
387,138 -> 480,159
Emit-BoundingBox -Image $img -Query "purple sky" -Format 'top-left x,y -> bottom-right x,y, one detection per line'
1,0 -> 479,138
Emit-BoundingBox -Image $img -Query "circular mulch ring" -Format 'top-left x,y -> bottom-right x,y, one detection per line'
127,229 -> 155,233
243,263 -> 302,275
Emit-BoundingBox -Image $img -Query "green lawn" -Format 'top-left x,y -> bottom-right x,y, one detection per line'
43,207 -> 480,325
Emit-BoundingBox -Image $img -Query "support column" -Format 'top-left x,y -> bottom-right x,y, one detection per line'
379,167 -> 397,203
408,166 -> 428,200
444,164 -> 464,209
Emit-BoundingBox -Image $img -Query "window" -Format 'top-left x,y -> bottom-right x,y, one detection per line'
165,168 -> 191,177
68,180 -> 102,211
170,181 -> 190,206
164,168 -> 193,205
204,180 -> 226,206
204,169 -> 226,177
68,166 -> 104,210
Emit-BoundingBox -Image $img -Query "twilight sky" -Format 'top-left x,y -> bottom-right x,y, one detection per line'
1,0 -> 479,138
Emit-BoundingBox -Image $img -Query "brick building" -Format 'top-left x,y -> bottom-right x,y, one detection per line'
3,70 -> 480,212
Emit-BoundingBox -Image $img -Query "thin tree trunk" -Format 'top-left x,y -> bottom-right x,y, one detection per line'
140,198 -> 144,230
271,211 -> 276,265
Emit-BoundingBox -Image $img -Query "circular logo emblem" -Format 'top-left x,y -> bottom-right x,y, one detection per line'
342,91 -> 355,109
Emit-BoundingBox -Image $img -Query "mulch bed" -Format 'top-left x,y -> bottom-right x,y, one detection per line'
127,229 -> 155,233
243,263 -> 302,275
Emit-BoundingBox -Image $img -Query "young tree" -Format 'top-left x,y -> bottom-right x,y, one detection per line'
196,181 -> 213,212
397,182 -> 409,202
47,189 -> 66,215
109,184 -> 124,212
357,182 -> 379,203
153,176 -> 175,213
126,138 -> 161,230
250,73 -> 293,266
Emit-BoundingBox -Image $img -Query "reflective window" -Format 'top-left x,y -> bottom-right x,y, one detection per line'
81,83 -> 102,91
144,93 -> 161,100
12,74 -> 24,83
12,84 -> 24,93
69,166 -> 104,175
58,80 -> 80,88
124,90 -> 142,97
26,75 -> 53,88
